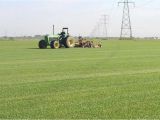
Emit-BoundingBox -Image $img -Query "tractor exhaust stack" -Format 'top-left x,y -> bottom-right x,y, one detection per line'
53,25 -> 55,34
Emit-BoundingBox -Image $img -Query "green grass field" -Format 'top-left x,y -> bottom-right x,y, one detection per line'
0,39 -> 160,119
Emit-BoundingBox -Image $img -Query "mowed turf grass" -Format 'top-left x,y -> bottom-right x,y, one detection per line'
0,39 -> 160,119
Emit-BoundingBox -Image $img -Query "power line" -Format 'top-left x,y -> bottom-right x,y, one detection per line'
136,0 -> 155,8
118,0 -> 135,39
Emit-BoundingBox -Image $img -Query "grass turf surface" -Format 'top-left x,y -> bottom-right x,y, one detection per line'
0,40 -> 160,119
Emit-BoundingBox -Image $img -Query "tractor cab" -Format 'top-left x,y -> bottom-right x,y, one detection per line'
62,28 -> 69,35
59,28 -> 69,39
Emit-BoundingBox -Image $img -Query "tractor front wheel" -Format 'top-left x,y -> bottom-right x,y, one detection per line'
39,40 -> 47,49
50,40 -> 60,49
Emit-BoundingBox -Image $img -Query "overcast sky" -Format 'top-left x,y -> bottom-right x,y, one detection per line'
0,0 -> 159,37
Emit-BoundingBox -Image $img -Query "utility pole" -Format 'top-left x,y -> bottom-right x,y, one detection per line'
118,0 -> 135,39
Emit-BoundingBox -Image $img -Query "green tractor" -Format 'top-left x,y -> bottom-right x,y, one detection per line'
38,26 -> 75,49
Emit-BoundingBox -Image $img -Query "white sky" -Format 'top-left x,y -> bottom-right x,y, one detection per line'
0,0 -> 160,37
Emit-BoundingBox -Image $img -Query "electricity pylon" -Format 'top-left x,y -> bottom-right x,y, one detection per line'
118,0 -> 135,39
102,15 -> 109,39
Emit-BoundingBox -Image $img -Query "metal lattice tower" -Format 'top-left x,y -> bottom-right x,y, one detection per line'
90,15 -> 109,38
118,0 -> 135,39
102,15 -> 108,39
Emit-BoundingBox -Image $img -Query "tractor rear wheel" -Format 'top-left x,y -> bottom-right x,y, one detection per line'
50,40 -> 60,49
39,40 -> 47,49
63,37 -> 75,48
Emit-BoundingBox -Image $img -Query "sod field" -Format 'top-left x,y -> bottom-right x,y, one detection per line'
0,39 -> 160,119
